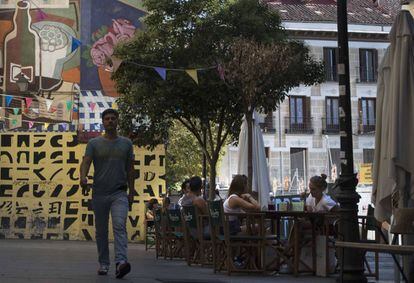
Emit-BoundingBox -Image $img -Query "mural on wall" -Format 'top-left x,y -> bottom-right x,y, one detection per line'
0,0 -> 80,130
0,132 -> 166,241
80,0 -> 145,96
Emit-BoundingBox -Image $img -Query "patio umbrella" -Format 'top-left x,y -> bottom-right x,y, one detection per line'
372,10 -> 414,222
237,112 -> 272,209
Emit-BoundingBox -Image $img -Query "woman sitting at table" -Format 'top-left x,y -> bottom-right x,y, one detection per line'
223,174 -> 260,235
305,174 -> 338,212
299,174 -> 338,273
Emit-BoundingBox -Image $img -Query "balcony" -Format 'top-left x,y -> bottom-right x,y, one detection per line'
358,118 -> 376,134
284,117 -> 314,134
322,118 -> 340,134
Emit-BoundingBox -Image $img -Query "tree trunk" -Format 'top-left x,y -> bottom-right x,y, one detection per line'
208,159 -> 217,200
246,110 -> 253,193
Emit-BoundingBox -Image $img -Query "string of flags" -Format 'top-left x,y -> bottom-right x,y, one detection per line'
107,57 -> 224,85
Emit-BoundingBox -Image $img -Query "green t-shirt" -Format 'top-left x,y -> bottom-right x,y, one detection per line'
85,136 -> 133,196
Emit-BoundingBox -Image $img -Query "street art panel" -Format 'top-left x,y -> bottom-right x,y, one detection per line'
80,0 -> 145,96
0,0 -> 80,130
0,132 -> 166,241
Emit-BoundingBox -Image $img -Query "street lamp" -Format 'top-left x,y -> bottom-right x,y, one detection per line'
336,0 -> 366,282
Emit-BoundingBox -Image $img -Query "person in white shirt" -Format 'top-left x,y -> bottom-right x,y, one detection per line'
305,174 -> 338,212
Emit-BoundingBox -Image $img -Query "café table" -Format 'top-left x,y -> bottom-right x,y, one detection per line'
263,210 -> 340,276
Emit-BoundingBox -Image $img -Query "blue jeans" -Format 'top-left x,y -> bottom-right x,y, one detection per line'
93,191 -> 129,266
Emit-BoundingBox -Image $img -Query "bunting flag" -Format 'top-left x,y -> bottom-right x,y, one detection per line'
45,99 -> 53,111
217,64 -> 225,81
28,121 -> 34,129
60,123 -> 67,131
36,9 -> 47,21
44,123 -> 49,130
6,95 -> 12,107
9,114 -> 21,130
71,37 -> 82,53
112,102 -> 118,110
25,98 -> 33,108
89,102 -> 96,112
185,69 -> 198,84
13,108 -> 19,115
32,108 -> 39,114
66,100 -> 73,111
111,57 -> 123,73
154,67 -> 167,80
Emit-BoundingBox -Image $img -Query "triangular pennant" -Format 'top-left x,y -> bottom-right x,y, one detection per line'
66,100 -> 73,111
185,69 -> 198,84
32,108 -> 39,114
37,9 -> 47,21
6,95 -> 12,106
111,57 -> 123,73
71,37 -> 82,53
13,108 -> 19,115
154,67 -> 167,80
44,123 -> 49,130
112,102 -> 118,110
45,99 -> 53,111
25,98 -> 33,108
89,102 -> 96,112
28,121 -> 34,129
9,114 -> 21,130
60,123 -> 67,131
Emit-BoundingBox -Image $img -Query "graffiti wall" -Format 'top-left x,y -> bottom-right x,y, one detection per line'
0,132 -> 166,241
0,0 -> 80,129
80,0 -> 145,96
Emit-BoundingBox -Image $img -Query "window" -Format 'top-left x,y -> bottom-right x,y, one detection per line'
323,47 -> 338,81
289,96 -> 312,133
359,98 -> 376,133
359,49 -> 378,82
325,97 -> 339,133
89,113 -> 95,119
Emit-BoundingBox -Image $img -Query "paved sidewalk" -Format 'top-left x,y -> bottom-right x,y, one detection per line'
0,239 -> 338,283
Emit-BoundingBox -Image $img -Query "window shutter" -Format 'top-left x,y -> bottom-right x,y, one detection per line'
358,98 -> 363,133
323,48 -> 331,80
334,48 -> 339,81
373,49 -> 378,82
305,97 -> 311,129
359,49 -> 367,82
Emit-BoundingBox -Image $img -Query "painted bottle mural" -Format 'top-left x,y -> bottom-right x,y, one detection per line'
3,0 -> 42,94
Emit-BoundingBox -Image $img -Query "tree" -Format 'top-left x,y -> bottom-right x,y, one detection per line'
222,38 -> 324,191
112,0 -> 323,198
165,121 -> 205,192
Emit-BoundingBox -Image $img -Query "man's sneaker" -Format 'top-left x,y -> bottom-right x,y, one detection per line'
115,261 -> 131,279
97,265 -> 109,275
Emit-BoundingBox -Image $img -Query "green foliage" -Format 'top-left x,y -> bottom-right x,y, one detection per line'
165,121 -> 205,190
112,0 -> 324,197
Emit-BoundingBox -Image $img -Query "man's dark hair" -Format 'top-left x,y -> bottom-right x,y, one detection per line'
189,176 -> 202,192
101,108 -> 119,120
181,179 -> 190,191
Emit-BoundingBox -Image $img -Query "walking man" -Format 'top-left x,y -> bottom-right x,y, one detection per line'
80,108 -> 134,278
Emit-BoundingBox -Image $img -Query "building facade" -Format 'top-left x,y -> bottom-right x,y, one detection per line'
219,0 -> 399,196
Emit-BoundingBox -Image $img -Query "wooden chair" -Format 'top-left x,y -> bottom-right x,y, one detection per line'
165,208 -> 185,259
153,208 -> 166,259
181,205 -> 201,265
144,206 -> 156,251
207,200 -> 227,273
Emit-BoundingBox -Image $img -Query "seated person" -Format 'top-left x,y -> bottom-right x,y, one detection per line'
305,174 -> 337,213
145,198 -> 159,222
223,175 -> 260,235
299,174 -> 337,273
177,179 -> 190,207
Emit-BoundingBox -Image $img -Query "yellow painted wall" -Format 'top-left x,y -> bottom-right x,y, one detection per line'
0,132 -> 165,241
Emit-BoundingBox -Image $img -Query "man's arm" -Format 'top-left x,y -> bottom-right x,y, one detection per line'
80,156 -> 92,189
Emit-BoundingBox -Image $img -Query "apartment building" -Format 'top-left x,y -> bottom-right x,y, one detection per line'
219,0 -> 400,193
